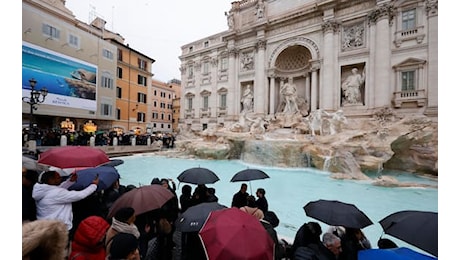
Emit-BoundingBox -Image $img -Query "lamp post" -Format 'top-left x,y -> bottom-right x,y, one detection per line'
22,78 -> 48,147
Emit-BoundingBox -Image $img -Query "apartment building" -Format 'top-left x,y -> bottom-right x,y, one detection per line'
149,78 -> 178,133
22,0 -> 154,138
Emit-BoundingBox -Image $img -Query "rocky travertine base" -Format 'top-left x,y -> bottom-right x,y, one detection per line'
163,112 -> 437,187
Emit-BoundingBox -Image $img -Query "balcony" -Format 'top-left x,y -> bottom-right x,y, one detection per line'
218,107 -> 227,117
200,108 -> 211,118
392,89 -> 426,108
394,25 -> 425,47
185,109 -> 195,118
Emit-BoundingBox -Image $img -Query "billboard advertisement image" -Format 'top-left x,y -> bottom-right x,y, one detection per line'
22,41 -> 98,110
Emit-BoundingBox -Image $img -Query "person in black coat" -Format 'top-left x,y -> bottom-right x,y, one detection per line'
22,168 -> 39,222
231,183 -> 248,208
255,188 -> 268,213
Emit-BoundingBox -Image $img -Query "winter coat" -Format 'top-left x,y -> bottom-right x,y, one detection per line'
22,219 -> 68,260
32,182 -> 97,230
68,216 -> 110,260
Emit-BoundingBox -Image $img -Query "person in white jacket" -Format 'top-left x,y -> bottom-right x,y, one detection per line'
32,170 -> 99,232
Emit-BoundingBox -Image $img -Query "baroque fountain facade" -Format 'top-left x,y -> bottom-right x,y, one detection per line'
175,0 -> 438,183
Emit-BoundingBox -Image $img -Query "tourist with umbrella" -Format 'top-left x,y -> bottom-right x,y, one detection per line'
32,170 -> 99,240
231,183 -> 249,208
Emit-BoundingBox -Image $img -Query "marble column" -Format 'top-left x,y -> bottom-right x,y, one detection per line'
227,41 -> 238,116
304,73 -> 311,111
269,76 -> 276,114
370,4 -> 392,108
255,39 -> 267,115
320,20 -> 339,111
426,0 -> 438,111
310,62 -> 320,111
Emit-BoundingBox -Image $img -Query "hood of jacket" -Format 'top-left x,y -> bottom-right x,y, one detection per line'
73,215 -> 110,249
32,183 -> 54,200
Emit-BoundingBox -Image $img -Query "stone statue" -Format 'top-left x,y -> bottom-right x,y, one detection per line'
342,67 -> 365,104
246,115 -> 266,135
225,11 -> 234,29
241,84 -> 254,113
305,109 -> 328,136
328,109 -> 348,135
280,77 -> 299,114
255,0 -> 265,19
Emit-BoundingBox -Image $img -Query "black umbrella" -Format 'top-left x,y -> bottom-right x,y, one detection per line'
230,168 -> 270,194
303,199 -> 373,229
178,202 -> 227,232
379,210 -> 438,257
177,167 -> 220,185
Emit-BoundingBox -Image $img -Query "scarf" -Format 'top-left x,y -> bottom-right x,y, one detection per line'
110,217 -> 140,238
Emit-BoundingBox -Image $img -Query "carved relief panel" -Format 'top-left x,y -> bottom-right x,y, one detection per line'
341,21 -> 366,51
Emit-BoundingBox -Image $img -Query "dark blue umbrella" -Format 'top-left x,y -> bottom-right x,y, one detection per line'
69,166 -> 120,191
358,247 -> 437,260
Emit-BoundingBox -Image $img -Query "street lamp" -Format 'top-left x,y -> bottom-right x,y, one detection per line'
22,78 -> 48,142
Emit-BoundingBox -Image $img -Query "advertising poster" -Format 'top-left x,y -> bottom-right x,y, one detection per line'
22,41 -> 98,110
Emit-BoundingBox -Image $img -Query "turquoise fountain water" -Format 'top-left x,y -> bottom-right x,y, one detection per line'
114,154 -> 438,254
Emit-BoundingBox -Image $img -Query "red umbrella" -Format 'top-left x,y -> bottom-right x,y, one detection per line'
199,207 -> 274,260
37,146 -> 110,169
107,185 -> 175,219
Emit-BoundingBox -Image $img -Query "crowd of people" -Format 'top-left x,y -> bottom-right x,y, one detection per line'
23,166 -> 397,260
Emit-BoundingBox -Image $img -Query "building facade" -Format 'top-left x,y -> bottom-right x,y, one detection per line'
149,79 -> 179,133
111,40 -> 154,135
22,0 -> 155,139
178,0 -> 438,131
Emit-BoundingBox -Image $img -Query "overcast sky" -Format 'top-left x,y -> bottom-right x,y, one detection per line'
65,0 -> 234,82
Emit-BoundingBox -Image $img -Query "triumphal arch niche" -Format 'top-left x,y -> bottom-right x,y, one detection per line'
267,37 -> 321,126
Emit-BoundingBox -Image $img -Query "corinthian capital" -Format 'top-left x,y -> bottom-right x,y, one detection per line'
367,4 -> 394,25
425,0 -> 438,16
321,20 -> 340,34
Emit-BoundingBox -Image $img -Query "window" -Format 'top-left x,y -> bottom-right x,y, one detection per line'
203,96 -> 209,109
204,41 -> 209,48
137,112 -> 146,122
116,87 -> 122,98
402,9 -> 416,30
152,112 -> 158,119
203,61 -> 209,75
101,73 -> 114,89
102,49 -> 114,60
220,94 -> 227,107
154,90 -> 157,96
117,67 -> 123,78
117,49 -> 123,61
188,65 -> 194,78
42,24 -> 60,39
101,103 -> 112,116
116,108 -> 121,120
138,59 -> 147,70
138,75 -> 147,86
154,101 -> 157,107
68,34 -> 79,48
189,46 -> 193,52
161,113 -> 164,120
138,93 -> 147,103
220,57 -> 228,71
187,98 -> 193,110
401,71 -> 415,91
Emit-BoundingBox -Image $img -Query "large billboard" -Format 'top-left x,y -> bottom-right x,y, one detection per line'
22,42 -> 98,110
